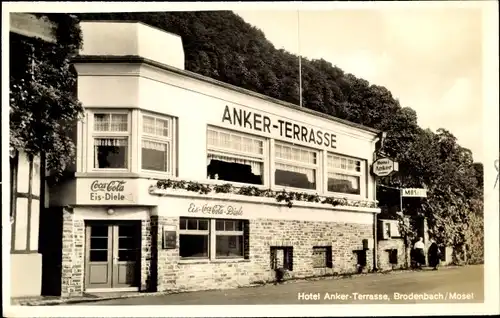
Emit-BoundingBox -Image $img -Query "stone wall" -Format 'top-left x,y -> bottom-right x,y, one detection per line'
61,208 -> 85,297
59,213 -> 375,295
377,238 -> 407,271
152,217 -> 374,293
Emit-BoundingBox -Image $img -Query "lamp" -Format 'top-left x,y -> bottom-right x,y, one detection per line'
107,208 -> 115,215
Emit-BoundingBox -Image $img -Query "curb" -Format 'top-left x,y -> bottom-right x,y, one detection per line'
12,264 -> 471,306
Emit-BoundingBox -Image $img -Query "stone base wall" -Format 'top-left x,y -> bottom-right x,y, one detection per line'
61,208 -> 85,297
377,238 -> 407,271
59,212 -> 375,296
153,217 -> 374,293
61,210 -> 152,296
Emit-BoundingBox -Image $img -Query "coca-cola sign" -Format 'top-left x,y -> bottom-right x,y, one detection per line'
90,180 -> 128,201
91,180 -> 126,192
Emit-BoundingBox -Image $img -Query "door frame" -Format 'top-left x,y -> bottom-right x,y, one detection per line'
84,220 -> 141,292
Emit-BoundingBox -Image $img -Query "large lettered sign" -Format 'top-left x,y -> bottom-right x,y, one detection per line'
221,105 -> 337,149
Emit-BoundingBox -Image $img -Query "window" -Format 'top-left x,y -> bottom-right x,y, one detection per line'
207,127 -> 265,185
384,222 -> 391,238
215,220 -> 244,258
355,250 -> 367,268
312,246 -> 333,268
327,154 -> 364,195
388,249 -> 398,265
142,115 -> 174,173
179,218 -> 249,260
274,142 -> 318,190
179,218 -> 210,258
92,113 -> 130,169
270,246 -> 294,271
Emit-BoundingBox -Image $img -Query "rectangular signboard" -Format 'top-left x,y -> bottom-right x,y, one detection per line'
77,178 -> 137,205
401,188 -> 427,198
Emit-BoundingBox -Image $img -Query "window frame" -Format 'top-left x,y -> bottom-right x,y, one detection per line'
178,217 -> 249,261
312,246 -> 333,269
270,246 -> 294,271
215,219 -> 245,259
140,112 -> 176,176
273,141 -> 321,193
89,110 -> 132,172
325,152 -> 366,198
179,218 -> 211,259
206,126 -> 268,187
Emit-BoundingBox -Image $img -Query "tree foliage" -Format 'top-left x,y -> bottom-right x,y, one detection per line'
9,14 -> 84,176
75,11 -> 484,263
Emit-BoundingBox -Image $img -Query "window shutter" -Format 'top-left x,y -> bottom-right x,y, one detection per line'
287,247 -> 294,271
390,221 -> 401,237
243,221 -> 250,260
270,247 -> 277,269
326,247 -> 333,268
377,220 -> 386,240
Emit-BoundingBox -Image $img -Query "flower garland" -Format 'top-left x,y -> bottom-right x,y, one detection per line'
152,179 -> 378,209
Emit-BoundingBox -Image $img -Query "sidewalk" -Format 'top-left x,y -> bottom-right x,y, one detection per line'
11,265 -> 461,306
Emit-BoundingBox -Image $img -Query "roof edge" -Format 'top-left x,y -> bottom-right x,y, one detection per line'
73,55 -> 382,136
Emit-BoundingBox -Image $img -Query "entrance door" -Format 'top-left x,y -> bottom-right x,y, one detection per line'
85,222 -> 140,291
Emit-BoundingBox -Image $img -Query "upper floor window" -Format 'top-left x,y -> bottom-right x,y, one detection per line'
141,115 -> 174,173
274,142 -> 318,190
93,112 -> 130,170
206,126 -> 265,185
327,153 -> 365,196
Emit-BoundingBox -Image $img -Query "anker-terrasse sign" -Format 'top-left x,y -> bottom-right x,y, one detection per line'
222,105 -> 337,149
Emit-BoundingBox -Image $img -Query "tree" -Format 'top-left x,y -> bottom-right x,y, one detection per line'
10,14 -> 84,177
75,11 -> 484,264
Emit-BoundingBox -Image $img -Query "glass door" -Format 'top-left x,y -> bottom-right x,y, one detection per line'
85,222 -> 140,290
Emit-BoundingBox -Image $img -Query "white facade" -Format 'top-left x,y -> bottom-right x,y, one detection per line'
51,21 -> 381,218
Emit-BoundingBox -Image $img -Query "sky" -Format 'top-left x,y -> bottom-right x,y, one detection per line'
234,8 -> 484,163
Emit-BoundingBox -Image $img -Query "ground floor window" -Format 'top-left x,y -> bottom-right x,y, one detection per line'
215,219 -> 244,258
354,249 -> 367,269
312,246 -> 333,268
270,246 -> 294,271
387,248 -> 398,265
179,217 -> 249,260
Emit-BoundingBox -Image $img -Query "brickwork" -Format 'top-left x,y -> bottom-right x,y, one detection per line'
61,208 -> 85,297
58,211 -> 375,295
377,238 -> 407,271
154,218 -> 374,293
140,218 -> 153,292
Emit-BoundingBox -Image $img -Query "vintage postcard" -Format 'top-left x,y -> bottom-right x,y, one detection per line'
2,1 -> 499,317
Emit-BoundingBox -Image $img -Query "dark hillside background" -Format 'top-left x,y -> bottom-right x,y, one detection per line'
76,11 -> 484,263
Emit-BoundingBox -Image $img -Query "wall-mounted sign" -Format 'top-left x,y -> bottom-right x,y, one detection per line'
371,157 -> 398,177
83,179 -> 136,204
162,225 -> 177,249
188,202 -> 243,216
222,105 -> 337,149
401,188 -> 427,198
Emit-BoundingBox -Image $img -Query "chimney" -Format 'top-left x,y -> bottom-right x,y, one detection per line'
79,21 -> 185,70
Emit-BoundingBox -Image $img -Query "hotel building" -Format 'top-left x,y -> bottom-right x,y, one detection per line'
36,21 -> 385,296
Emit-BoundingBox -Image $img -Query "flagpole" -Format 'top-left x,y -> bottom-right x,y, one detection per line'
297,9 -> 302,107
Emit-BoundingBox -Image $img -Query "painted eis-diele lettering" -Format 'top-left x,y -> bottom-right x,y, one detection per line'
89,180 -> 126,201
222,105 -> 336,149
188,202 -> 243,216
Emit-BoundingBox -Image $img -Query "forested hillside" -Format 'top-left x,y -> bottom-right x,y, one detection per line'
76,11 -> 484,264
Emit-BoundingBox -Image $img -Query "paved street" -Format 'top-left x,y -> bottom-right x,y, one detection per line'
76,265 -> 483,305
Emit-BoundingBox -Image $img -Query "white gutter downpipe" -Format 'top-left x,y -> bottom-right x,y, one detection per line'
371,132 -> 383,271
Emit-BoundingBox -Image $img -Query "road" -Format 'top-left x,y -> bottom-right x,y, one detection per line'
78,265 -> 483,305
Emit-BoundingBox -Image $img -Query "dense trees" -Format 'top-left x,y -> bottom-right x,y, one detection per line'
76,11 -> 483,263
10,14 -> 83,177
